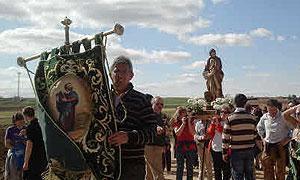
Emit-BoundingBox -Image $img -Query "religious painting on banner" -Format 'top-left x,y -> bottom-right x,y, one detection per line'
34,35 -> 121,179
48,74 -> 92,141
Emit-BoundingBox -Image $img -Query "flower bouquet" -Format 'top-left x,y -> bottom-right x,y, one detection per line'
211,97 -> 233,110
186,97 -> 208,115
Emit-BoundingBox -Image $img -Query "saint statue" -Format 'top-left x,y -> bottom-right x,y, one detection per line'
202,49 -> 224,101
56,83 -> 79,132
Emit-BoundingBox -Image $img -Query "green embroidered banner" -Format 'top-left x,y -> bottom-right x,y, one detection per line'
34,36 -> 121,179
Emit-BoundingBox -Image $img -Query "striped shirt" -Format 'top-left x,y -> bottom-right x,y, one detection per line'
222,108 -> 257,154
115,83 -> 157,160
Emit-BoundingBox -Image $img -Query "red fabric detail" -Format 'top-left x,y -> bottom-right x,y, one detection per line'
207,124 -> 216,138
174,121 -> 196,152
207,122 -> 224,151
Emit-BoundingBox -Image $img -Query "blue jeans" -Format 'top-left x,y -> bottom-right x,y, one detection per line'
230,148 -> 255,180
176,151 -> 196,180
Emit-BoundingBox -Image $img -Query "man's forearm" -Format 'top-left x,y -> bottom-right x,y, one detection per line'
5,139 -> 13,149
24,140 -> 33,164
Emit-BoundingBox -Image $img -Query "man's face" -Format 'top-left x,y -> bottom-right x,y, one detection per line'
65,84 -> 73,91
267,105 -> 278,118
210,51 -> 216,57
22,114 -> 29,122
111,63 -> 133,94
15,119 -> 25,126
152,98 -> 164,113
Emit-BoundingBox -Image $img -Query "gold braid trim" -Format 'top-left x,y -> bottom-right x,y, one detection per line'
42,159 -> 95,180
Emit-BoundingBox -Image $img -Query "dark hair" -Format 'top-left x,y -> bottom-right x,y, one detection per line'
22,106 -> 35,117
64,82 -> 72,89
245,103 -> 252,113
12,112 -> 24,124
234,93 -> 248,108
110,55 -> 133,72
209,48 -> 216,55
266,99 -> 281,110
288,99 -> 299,106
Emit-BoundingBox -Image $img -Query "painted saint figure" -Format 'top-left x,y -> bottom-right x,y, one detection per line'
56,83 -> 79,132
202,49 -> 224,101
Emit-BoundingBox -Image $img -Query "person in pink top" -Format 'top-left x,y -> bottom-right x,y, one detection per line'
171,107 -> 196,180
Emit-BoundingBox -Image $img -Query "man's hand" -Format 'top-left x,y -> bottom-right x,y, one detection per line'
222,154 -> 228,162
182,117 -> 187,125
108,131 -> 129,146
23,161 -> 29,171
19,129 -> 26,136
280,137 -> 291,146
157,126 -> 164,135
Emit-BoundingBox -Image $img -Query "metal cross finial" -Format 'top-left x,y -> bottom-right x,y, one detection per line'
61,17 -> 72,46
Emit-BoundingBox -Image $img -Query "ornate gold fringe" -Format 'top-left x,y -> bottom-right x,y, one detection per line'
42,159 -> 94,180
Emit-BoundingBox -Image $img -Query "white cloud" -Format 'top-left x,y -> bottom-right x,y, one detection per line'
107,42 -> 191,64
175,73 -> 200,84
211,0 -> 229,5
249,28 -> 287,42
245,72 -> 271,78
0,27 -> 190,65
184,33 -> 252,46
182,27 -> 288,47
0,0 -> 209,37
0,28 -> 84,54
0,67 -> 34,97
276,35 -> 285,41
250,28 -> 273,38
183,61 -> 206,70
242,65 -> 256,70
136,72 -> 205,97
291,35 -> 298,40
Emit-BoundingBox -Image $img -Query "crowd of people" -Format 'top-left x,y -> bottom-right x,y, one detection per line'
3,55 -> 300,180
4,107 -> 47,180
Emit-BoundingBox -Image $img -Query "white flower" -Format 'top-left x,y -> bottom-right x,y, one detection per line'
211,97 -> 233,110
186,97 -> 208,114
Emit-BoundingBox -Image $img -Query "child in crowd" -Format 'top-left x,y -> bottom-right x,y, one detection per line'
4,112 -> 27,180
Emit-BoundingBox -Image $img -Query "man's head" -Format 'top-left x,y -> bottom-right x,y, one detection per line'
266,99 -> 280,118
209,48 -> 216,57
22,106 -> 35,121
220,105 -> 231,120
151,96 -> 164,114
12,112 -> 24,126
233,93 -> 248,108
64,83 -> 73,92
110,56 -> 134,94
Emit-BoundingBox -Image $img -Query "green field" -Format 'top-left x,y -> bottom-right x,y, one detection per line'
0,97 -> 188,127
0,98 -> 36,127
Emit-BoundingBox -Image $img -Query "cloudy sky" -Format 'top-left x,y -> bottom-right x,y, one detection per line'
0,0 -> 300,98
